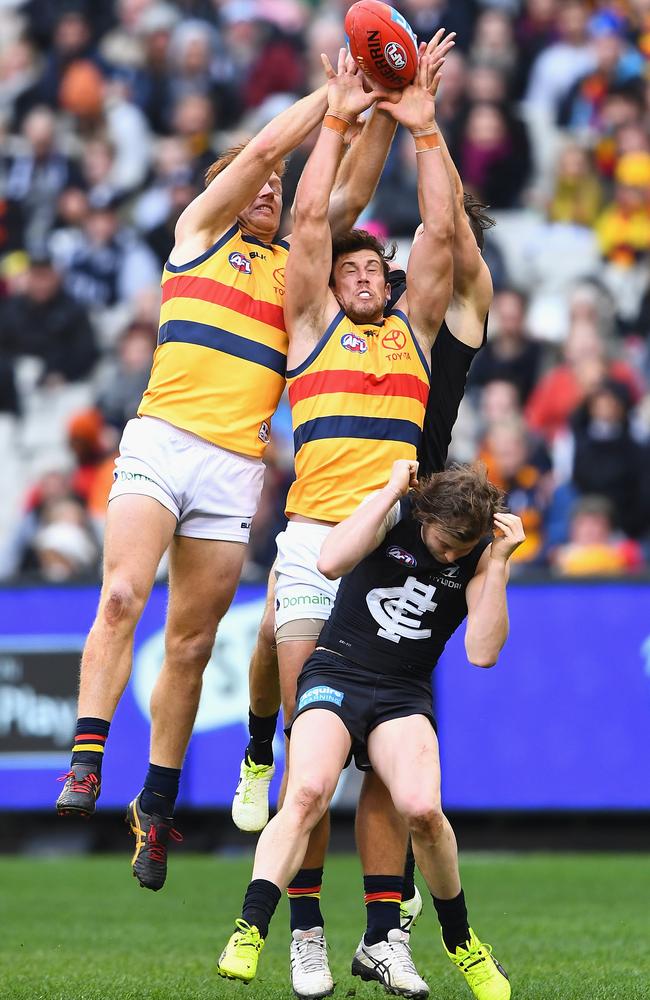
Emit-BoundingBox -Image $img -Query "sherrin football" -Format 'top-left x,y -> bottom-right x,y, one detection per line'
345,0 -> 418,90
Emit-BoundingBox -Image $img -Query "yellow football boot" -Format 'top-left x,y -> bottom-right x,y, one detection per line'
443,927 -> 511,1000
218,919 -> 265,983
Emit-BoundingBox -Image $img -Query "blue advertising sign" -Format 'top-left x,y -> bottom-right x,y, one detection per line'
0,582 -> 648,810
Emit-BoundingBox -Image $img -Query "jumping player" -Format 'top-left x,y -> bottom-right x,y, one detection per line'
218,458 -> 523,1000
55,73 -> 400,891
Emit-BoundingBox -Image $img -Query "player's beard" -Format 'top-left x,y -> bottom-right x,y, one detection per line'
341,293 -> 384,326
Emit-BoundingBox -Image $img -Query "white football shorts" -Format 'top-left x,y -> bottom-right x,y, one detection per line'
274,521 -> 340,631
109,416 -> 264,542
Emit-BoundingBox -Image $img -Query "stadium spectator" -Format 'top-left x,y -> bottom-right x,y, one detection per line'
547,143 -> 604,227
469,9 -> 518,85
3,106 -> 81,252
0,252 -> 98,384
468,288 -> 543,403
95,320 -> 156,433
558,12 -> 645,131
569,379 -> 646,537
525,318 -> 642,442
595,151 -> 650,268
65,408 -> 117,514
479,418 -> 552,567
524,0 -> 594,117
60,195 -> 159,316
552,494 -> 644,576
514,0 -> 559,98
456,101 -> 531,208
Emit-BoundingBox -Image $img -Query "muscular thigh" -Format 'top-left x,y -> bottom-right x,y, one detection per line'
368,715 -> 442,811
165,535 -> 247,642
102,493 -> 176,594
278,638 -> 319,719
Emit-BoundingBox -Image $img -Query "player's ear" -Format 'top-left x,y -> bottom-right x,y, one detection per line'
385,281 -> 391,305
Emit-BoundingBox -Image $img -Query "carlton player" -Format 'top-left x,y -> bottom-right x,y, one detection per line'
218,457 -> 523,1000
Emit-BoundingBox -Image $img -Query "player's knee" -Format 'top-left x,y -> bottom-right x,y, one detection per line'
101,581 -> 144,628
287,778 -> 330,827
166,630 -> 216,673
403,800 -> 444,844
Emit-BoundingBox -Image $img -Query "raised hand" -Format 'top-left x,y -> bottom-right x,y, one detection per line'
491,512 -> 526,563
321,48 -> 397,122
377,29 -> 456,132
388,459 -> 420,498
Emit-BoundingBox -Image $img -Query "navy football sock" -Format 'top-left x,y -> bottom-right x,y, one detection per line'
287,867 -> 324,930
140,763 -> 181,818
363,875 -> 402,945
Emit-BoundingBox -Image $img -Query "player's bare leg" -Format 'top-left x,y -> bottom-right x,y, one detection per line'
278,634 -> 335,999
232,570 -> 281,832
218,709 -> 349,993
368,716 -> 511,1000
57,494 -> 176,818
356,771 -> 423,934
128,534 -> 246,891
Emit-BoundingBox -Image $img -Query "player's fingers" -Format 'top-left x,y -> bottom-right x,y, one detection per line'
337,46 -> 347,74
418,40 -> 426,57
321,53 -> 336,79
425,28 -> 445,56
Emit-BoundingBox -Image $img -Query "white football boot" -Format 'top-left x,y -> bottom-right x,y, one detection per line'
351,927 -> 429,999
231,757 -> 275,832
400,885 -> 423,935
290,926 -> 335,999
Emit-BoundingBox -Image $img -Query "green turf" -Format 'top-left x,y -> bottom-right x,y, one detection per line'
2,853 -> 650,999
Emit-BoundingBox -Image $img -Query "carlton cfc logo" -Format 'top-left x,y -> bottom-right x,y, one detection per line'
382,328 -> 407,351
341,333 -> 367,354
229,251 -> 252,274
387,545 -> 417,567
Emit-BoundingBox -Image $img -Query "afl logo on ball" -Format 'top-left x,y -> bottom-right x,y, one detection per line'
385,41 -> 407,71
382,328 -> 407,351
387,545 -> 417,567
229,251 -> 252,274
341,333 -> 368,354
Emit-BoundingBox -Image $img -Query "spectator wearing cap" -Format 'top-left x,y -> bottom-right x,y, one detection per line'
595,151 -> 650,268
3,106 -> 82,251
552,495 -> 644,576
468,288 -> 543,404
558,11 -> 645,131
0,252 -> 98,384
570,379 -> 646,537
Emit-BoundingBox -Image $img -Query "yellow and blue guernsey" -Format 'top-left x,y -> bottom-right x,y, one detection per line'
139,224 -> 289,458
285,308 -> 430,522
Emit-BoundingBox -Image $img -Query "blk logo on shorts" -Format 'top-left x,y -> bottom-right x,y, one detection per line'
229,251 -> 252,274
341,333 -> 367,354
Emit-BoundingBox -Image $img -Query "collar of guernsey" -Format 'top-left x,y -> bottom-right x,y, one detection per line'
138,224 -> 289,458
285,308 -> 430,522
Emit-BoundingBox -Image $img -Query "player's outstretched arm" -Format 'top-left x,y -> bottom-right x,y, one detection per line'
464,513 -> 526,668
378,38 -> 456,345
318,460 -> 418,580
327,106 -> 397,236
285,50 -> 387,344
174,85 -> 328,247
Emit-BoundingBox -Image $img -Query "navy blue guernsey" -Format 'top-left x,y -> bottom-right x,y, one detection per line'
319,496 -> 490,680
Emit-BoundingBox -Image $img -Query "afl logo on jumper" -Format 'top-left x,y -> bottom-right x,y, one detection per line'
229,251 -> 252,274
341,333 -> 367,354
387,545 -> 417,568
382,328 -> 407,351
385,41 -> 407,70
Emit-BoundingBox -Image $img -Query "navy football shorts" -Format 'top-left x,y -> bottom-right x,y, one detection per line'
287,647 -> 436,771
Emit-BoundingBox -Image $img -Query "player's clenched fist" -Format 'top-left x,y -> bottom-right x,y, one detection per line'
490,512 -> 525,563
387,459 -> 419,498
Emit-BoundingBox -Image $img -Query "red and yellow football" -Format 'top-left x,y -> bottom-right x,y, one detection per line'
345,0 -> 418,90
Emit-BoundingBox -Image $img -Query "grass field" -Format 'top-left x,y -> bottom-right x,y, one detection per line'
2,852 -> 650,999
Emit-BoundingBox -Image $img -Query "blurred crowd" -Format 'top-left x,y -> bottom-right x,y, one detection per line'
0,0 -> 649,582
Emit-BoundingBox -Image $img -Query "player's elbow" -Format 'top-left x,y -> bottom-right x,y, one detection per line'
423,215 -> 455,245
465,638 -> 498,668
316,555 -> 341,581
